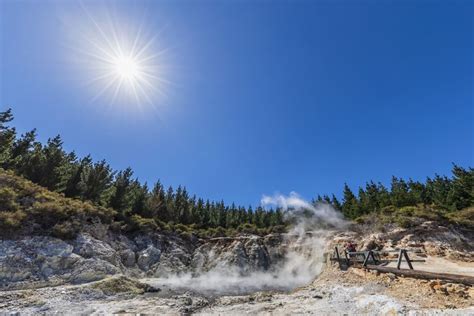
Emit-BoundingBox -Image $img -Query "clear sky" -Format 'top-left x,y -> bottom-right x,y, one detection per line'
1,0 -> 473,206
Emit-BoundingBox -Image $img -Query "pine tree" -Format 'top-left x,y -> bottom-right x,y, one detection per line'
342,183 -> 360,218
202,199 -> 212,227
147,181 -> 168,221
8,129 -> 36,172
407,179 -> 428,205
109,167 -> 134,214
130,181 -> 149,216
426,175 -> 451,209
446,164 -> 473,211
390,176 -> 411,207
40,135 -> 71,192
331,194 -> 342,210
376,182 -> 391,209
247,206 -> 254,225
363,181 -> 381,213
217,200 -> 227,228
165,186 -> 175,221
0,108 -> 15,167
64,155 -> 92,198
79,159 -> 114,204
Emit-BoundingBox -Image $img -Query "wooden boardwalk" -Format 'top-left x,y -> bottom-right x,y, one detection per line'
331,247 -> 474,286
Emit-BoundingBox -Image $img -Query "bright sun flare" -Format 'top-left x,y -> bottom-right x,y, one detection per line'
74,7 -> 169,108
113,55 -> 140,80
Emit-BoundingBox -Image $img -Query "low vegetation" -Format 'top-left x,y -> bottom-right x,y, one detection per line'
0,169 -> 115,238
0,168 -> 281,238
355,205 -> 474,230
91,276 -> 155,295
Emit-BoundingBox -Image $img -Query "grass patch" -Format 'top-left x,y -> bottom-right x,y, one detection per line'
91,276 -> 152,295
356,204 -> 473,230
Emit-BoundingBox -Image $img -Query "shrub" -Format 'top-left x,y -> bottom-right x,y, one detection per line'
238,223 -> 258,234
446,207 -> 474,228
128,214 -> 158,232
174,223 -> 191,233
0,209 -> 26,229
270,225 -> 287,233
0,169 -> 116,236
91,276 -> 149,295
52,220 -> 80,239
179,230 -> 193,240
0,187 -> 19,212
393,216 -> 413,228
109,221 -> 123,232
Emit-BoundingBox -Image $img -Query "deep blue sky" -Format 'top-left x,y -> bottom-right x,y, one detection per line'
1,0 -> 473,206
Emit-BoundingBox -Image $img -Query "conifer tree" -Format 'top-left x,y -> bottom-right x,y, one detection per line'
342,183 -> 359,218
0,108 -> 15,166
331,194 -> 342,210
446,164 -> 473,211
79,159 -> 114,205
109,167 -> 134,214
64,155 -> 92,198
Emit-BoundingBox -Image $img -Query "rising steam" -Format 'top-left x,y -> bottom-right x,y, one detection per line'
261,191 -> 347,230
151,193 -> 347,295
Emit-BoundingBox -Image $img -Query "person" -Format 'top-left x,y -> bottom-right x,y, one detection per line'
345,241 -> 357,253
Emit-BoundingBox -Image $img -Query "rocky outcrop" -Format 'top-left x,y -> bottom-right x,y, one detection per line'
137,245 -> 161,270
0,236 -> 122,288
190,236 -> 276,275
74,233 -> 121,266
0,231 -> 285,289
336,221 -> 474,261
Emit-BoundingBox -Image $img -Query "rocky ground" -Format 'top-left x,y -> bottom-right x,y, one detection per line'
1,261 -> 472,315
1,221 -> 473,315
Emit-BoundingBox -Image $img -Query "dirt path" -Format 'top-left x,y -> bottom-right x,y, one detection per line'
386,256 -> 474,277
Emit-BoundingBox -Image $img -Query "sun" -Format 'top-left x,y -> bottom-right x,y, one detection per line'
70,6 -> 170,109
89,35 -> 164,106
113,55 -> 140,81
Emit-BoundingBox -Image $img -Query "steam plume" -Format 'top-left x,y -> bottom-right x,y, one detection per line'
151,192 -> 347,295
261,191 -> 347,230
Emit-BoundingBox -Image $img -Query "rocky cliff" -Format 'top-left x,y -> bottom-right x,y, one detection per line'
0,226 -> 291,290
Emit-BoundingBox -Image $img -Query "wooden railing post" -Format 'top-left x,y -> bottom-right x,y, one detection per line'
397,249 -> 403,269
403,249 -> 414,270
363,250 -> 372,267
335,246 -> 340,262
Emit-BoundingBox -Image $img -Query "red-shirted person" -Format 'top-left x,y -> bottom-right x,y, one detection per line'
345,242 -> 357,254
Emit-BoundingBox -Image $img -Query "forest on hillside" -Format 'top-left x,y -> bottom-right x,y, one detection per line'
1,108 -> 473,235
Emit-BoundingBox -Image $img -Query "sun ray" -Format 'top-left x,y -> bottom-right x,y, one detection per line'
90,75 -> 120,103
71,4 -> 169,110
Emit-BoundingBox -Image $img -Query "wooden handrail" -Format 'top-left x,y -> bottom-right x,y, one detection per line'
364,265 -> 474,286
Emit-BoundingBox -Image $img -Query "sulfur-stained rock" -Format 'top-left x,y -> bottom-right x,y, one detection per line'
120,249 -> 136,267
137,245 -> 161,271
70,258 -> 120,284
468,287 -> 474,299
73,234 -> 120,266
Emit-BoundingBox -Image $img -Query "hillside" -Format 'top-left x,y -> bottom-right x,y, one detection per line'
1,169 -> 473,314
2,109 -> 473,239
0,169 -> 116,239
1,167 -> 472,243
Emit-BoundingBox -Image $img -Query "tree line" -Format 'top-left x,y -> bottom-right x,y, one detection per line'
314,167 -> 473,219
0,109 -> 284,232
1,108 -> 472,232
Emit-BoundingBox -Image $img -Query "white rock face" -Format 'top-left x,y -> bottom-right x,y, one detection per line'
0,237 -> 76,285
350,222 -> 474,261
119,249 -> 136,267
137,245 -> 161,270
74,233 -> 121,266
0,232 -> 288,289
